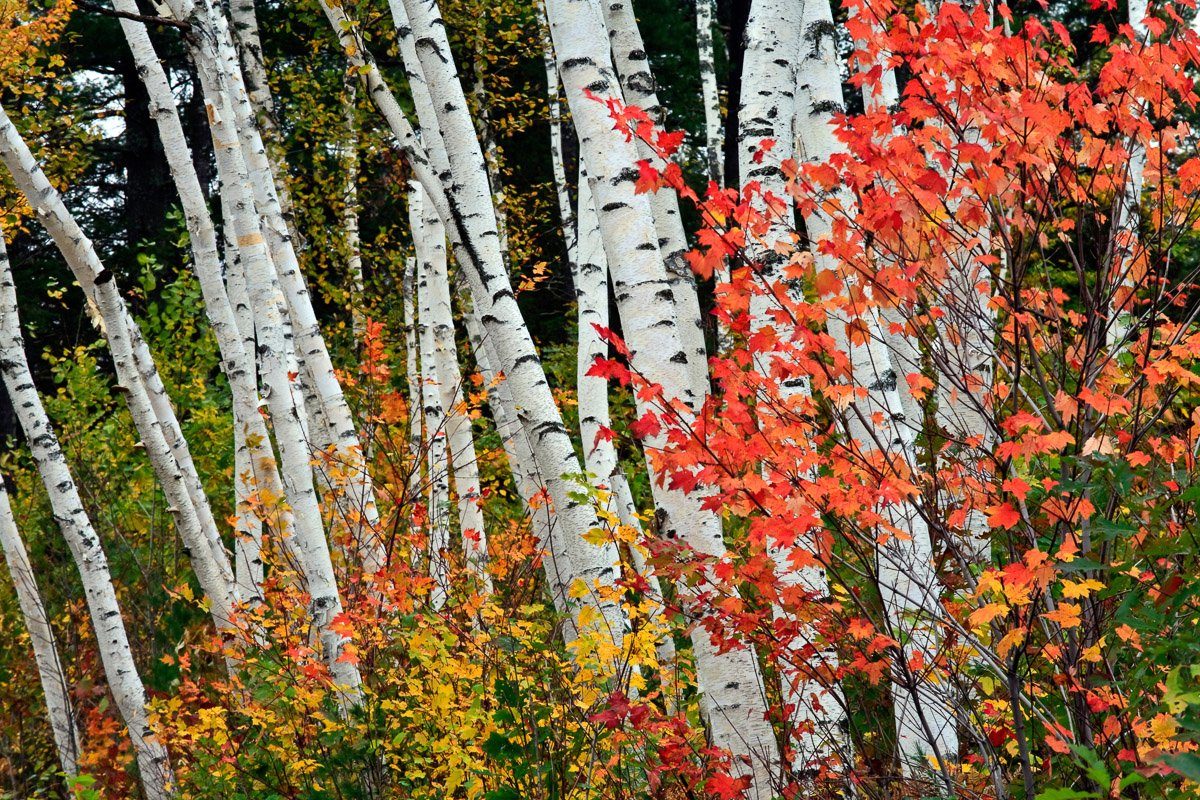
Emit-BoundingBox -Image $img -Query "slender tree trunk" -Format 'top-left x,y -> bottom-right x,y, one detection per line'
324,0 -> 623,644
0,482 -> 82,783
0,106 -> 240,642
461,301 -> 566,615
343,75 -> 366,342
0,231 -> 175,800
193,50 -> 363,700
424,220 -> 492,592
546,1 -> 780,791
411,183 -> 453,610
539,5 -> 577,268
403,255 -> 425,518
697,0 -> 723,185
227,0 -> 300,246
576,168 -> 675,668
595,0 -> 709,399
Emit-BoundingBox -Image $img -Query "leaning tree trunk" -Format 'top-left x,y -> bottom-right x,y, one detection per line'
411,183 -> 453,611
321,0 -> 624,645
461,302 -> 566,616
0,230 -> 175,800
0,106 -> 240,642
546,1 -> 780,792
0,481 -> 82,783
170,0 -> 380,562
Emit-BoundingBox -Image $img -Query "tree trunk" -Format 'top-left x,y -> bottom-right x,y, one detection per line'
324,0 -> 623,644
791,0 -> 957,778
697,0 -> 723,185
0,482 -> 82,783
595,0 -> 709,399
547,1 -> 780,791
0,229 -> 175,800
411,182 -> 453,610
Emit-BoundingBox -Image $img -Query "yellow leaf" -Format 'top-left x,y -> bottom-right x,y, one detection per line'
1061,578 -> 1104,599
1151,713 -> 1178,745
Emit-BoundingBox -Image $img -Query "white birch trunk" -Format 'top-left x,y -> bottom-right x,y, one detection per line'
325,0 -> 623,644
227,0 -> 300,245
222,197 -> 270,602
403,256 -> 425,515
424,216 -> 492,592
343,73 -> 366,342
115,0 -> 292,604
596,0 -> 709,399
0,233 -> 175,800
1107,0 -> 1148,348
0,106 -> 240,640
0,482 -> 82,782
576,170 -> 675,667
411,183 -> 453,610
539,6 -> 578,268
547,1 -> 780,791
194,58 -> 363,700
697,0 -> 723,185
461,303 -> 566,615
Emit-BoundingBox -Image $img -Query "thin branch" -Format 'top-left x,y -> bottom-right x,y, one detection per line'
76,1 -> 191,31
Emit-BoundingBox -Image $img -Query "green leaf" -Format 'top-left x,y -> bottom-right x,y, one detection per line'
1163,752 -> 1200,782
1034,788 -> 1098,800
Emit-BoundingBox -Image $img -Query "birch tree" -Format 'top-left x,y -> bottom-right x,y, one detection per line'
0,482 -> 81,783
790,0 -> 958,775
320,0 -> 625,644
546,0 -> 780,790
0,106 -> 241,641
0,229 -> 175,800
411,183 -> 453,609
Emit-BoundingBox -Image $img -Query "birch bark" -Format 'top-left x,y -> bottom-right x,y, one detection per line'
0,482 -> 82,782
697,0 -> 723,185
424,218 -> 491,591
115,0 -> 296,604
547,0 -> 779,790
0,106 -> 240,640
0,232 -> 175,800
194,57 -> 363,699
411,183 -> 453,610
595,0 -> 709,398
322,0 -> 623,643
576,169 -> 675,667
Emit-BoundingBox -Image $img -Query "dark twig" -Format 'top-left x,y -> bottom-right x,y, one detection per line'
75,1 -> 191,31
